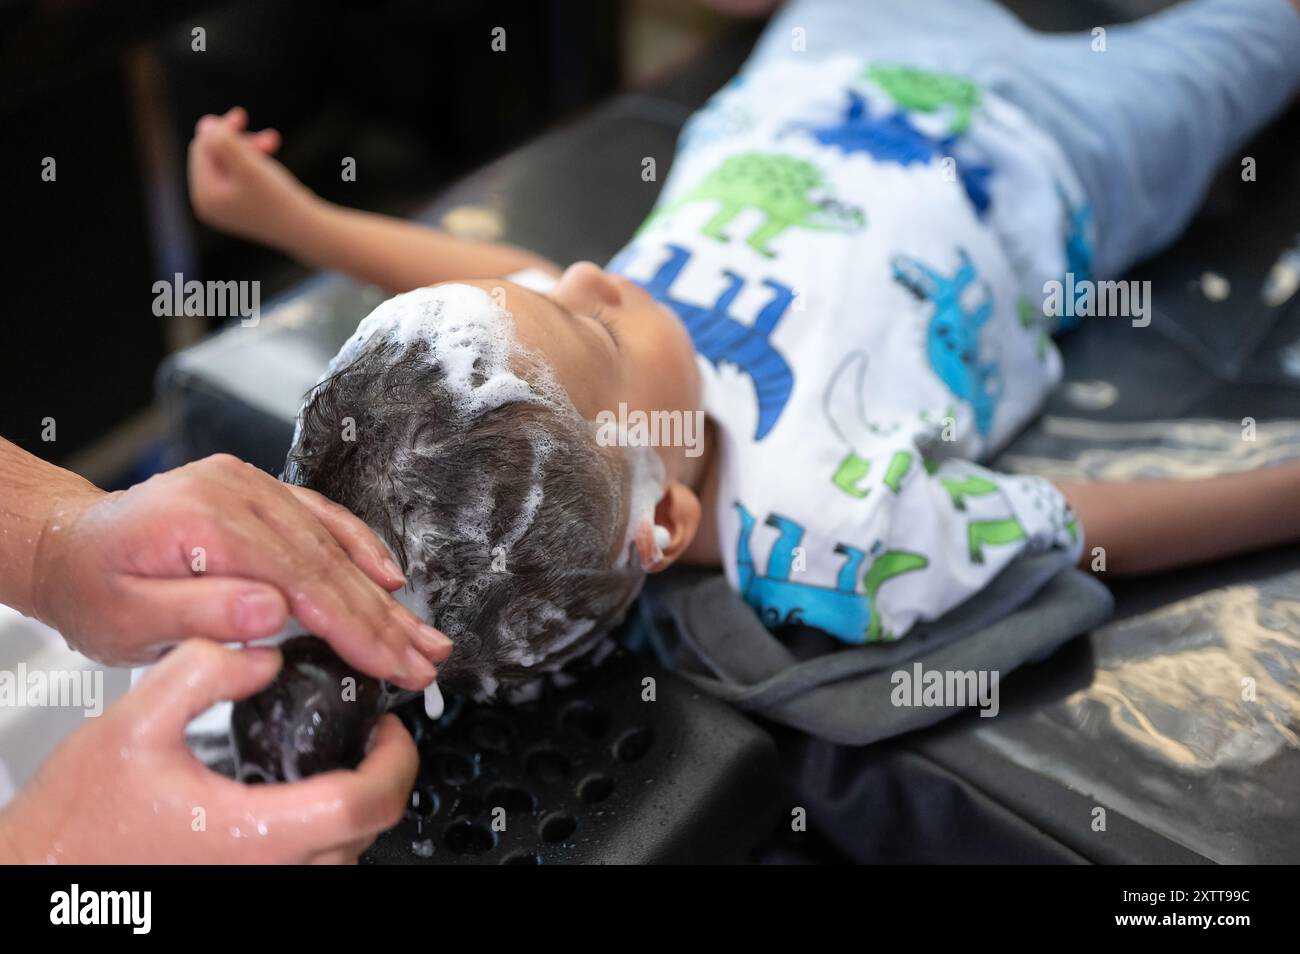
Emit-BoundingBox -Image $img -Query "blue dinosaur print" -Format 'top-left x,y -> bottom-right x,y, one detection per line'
610,244 -> 795,440
786,90 -> 992,217
1055,184 -> 1095,333
734,503 -> 928,643
892,249 -> 1000,439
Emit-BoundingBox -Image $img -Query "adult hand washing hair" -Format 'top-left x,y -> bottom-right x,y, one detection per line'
0,437 -> 442,862
0,640 -> 416,863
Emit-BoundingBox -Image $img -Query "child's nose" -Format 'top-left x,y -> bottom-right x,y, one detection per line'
560,261 -> 622,309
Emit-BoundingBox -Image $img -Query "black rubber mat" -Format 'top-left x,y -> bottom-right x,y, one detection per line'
361,648 -> 780,865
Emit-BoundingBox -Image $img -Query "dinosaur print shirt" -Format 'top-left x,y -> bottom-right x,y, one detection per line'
607,55 -> 1087,644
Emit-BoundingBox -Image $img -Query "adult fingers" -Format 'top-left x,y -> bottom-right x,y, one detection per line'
128,641 -> 282,745
113,576 -> 289,653
175,457 -> 443,686
282,487 -> 452,663
244,715 -> 418,857
284,484 -> 407,591
184,498 -> 431,688
240,495 -> 445,687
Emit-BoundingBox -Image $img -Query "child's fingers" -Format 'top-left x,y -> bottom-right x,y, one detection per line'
202,122 -> 255,173
192,109 -> 277,157
193,113 -> 223,138
251,128 -> 281,154
223,105 -> 248,131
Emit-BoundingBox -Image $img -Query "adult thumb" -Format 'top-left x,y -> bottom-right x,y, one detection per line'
127,640 -> 282,744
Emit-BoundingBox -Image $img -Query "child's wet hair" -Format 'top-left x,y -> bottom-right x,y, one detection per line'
283,286 -> 646,699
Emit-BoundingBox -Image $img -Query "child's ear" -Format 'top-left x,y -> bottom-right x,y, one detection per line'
634,482 -> 701,573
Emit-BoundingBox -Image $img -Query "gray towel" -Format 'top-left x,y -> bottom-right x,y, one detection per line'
642,554 -> 1114,745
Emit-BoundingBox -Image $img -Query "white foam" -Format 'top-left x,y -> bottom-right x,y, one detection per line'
424,682 -> 445,720
323,284 -> 539,414
652,525 -> 671,551
497,600 -> 599,669
616,442 -> 665,567
290,284 -> 558,457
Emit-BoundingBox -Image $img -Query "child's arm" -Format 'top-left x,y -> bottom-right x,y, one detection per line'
188,108 -> 560,293
1056,459 -> 1300,577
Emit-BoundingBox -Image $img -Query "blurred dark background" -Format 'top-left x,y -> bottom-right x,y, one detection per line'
0,0 -> 731,484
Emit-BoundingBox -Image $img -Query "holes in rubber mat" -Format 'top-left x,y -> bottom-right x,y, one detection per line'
367,649 -> 672,864
429,749 -> 478,786
559,700 -> 611,741
408,786 -> 440,821
524,747 -> 572,782
578,774 -> 615,804
467,714 -> 514,754
449,793 -> 485,818
614,726 -> 654,763
486,784 -> 537,815
539,813 -> 577,843
444,819 -> 496,855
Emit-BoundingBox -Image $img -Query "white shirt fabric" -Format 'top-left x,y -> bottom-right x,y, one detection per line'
603,54 -> 1085,643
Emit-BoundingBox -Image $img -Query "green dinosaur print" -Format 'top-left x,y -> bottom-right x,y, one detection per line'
940,473 -> 1029,562
882,451 -> 913,492
867,64 -> 981,135
1018,295 -> 1051,361
832,452 -> 871,498
831,450 -> 914,499
643,152 -> 864,257
865,550 -> 930,641
947,473 -> 1081,561
941,473 -> 1000,509
968,518 -> 1026,563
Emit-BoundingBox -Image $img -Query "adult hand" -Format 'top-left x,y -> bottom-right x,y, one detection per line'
31,453 -> 447,690
0,640 -> 417,864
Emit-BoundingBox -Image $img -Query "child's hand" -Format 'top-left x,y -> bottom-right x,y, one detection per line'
0,640 -> 418,864
187,106 -> 314,247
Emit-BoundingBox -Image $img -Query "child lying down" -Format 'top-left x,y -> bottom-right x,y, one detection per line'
189,0 -> 1300,777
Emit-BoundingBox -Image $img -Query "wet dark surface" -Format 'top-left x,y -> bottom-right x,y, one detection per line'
361,648 -> 780,865
231,636 -> 384,783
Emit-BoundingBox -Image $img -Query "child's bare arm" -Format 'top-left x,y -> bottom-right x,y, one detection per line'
289,202 -> 559,294
1056,459 -> 1300,576
188,108 -> 559,293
